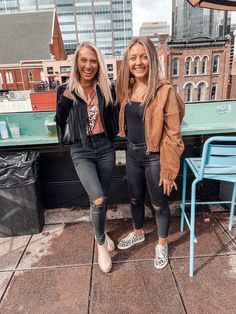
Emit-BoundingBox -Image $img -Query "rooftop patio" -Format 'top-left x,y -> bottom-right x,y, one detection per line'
0,203 -> 235,314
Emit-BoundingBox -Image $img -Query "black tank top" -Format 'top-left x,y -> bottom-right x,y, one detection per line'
125,101 -> 145,144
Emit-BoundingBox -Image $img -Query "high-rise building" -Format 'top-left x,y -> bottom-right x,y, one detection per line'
139,21 -> 170,47
140,22 -> 170,36
172,0 -> 231,41
0,0 -> 133,56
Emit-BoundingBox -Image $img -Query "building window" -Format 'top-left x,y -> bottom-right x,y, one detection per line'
60,66 -> 71,74
193,57 -> 199,75
172,58 -> 179,76
201,56 -> 207,74
6,73 -> 9,83
0,73 -> 3,84
108,73 -> 114,80
6,72 -> 13,84
184,83 -> 193,102
197,83 -> 206,101
28,71 -> 34,82
212,56 -> 219,74
107,64 -> 113,71
47,67 -> 54,74
211,83 -> 217,100
185,57 -> 191,75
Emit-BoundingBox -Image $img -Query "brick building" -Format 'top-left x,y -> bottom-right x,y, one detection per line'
0,10 -> 66,91
230,28 -> 236,99
167,37 -> 231,102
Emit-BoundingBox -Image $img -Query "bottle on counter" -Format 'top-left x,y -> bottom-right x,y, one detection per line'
0,121 -> 9,139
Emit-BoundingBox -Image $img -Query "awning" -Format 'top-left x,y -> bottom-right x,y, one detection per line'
187,0 -> 236,11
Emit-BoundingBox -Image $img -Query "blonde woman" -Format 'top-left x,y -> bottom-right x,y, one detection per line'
116,37 -> 184,269
55,42 -> 118,273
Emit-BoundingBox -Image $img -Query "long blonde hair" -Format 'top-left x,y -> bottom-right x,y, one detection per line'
116,36 -> 161,108
67,41 -> 112,105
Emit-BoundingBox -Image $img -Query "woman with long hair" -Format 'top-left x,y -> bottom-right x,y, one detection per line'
55,42 -> 118,273
116,36 -> 184,269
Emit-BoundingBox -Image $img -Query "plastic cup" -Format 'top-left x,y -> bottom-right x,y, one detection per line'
44,115 -> 57,137
9,123 -> 20,139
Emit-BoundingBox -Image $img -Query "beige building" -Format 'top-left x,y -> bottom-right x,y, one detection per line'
42,57 -> 120,86
139,22 -> 170,47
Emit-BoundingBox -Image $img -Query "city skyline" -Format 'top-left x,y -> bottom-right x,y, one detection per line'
133,0 -> 236,36
0,0 -> 132,57
1,1 -> 235,42
172,0 -> 231,40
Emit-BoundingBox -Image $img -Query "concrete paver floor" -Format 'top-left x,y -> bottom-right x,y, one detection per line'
0,205 -> 236,314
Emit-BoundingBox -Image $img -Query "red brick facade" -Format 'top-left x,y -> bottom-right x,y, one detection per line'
50,14 -> 67,62
0,64 -> 43,91
167,38 -> 231,102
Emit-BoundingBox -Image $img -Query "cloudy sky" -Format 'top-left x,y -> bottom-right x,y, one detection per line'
133,0 -> 236,36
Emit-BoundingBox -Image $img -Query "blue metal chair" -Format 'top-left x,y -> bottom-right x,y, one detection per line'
180,136 -> 236,277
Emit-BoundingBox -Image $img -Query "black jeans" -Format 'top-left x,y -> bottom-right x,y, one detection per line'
126,141 -> 171,238
70,134 -> 115,245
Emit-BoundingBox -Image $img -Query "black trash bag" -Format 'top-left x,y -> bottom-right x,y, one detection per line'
0,151 -> 44,237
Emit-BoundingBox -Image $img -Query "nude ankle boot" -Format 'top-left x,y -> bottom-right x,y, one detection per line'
106,233 -> 115,252
97,240 -> 112,273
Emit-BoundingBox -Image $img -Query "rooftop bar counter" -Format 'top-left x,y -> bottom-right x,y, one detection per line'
0,100 -> 236,209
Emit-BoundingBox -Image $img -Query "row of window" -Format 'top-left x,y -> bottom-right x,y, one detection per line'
47,66 -> 71,74
0,71 -> 34,84
76,27 -> 131,34
178,82 -> 218,102
172,55 -> 220,76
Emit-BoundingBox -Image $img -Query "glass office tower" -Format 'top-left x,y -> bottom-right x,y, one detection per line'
0,0 -> 133,56
172,0 -> 231,40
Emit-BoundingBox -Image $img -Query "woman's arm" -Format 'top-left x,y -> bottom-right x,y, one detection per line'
159,86 -> 185,193
55,85 -> 73,129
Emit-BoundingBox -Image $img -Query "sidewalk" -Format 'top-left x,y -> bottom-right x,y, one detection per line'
0,204 -> 235,314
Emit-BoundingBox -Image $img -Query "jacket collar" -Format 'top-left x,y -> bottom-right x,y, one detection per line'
155,79 -> 171,92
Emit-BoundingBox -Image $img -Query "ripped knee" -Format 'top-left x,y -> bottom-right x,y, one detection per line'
131,198 -> 139,206
92,196 -> 104,206
152,203 -> 161,214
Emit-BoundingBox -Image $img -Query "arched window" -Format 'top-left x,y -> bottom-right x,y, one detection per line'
201,56 -> 207,74
212,56 -> 219,74
197,83 -> 206,101
172,58 -> 179,76
28,71 -> 34,82
211,83 -> 217,100
6,72 -> 13,84
6,72 -> 10,83
40,71 -> 45,81
193,57 -> 200,75
9,72 -> 13,83
184,83 -> 193,102
185,57 -> 191,75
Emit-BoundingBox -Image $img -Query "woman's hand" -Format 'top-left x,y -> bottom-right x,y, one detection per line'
63,89 -> 74,100
159,178 -> 178,196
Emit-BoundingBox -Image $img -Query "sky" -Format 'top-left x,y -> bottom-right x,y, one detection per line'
132,0 -> 236,36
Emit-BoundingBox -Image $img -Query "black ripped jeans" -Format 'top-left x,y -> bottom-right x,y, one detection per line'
126,141 -> 171,238
70,134 -> 115,245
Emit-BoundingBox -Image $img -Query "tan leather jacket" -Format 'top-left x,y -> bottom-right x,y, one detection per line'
119,81 -> 185,180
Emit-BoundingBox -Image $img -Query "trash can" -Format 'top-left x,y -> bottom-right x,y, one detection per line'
0,151 -> 44,237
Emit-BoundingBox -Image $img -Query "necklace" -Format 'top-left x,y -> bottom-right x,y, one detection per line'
87,91 -> 96,107
82,85 -> 95,103
131,85 -> 147,102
